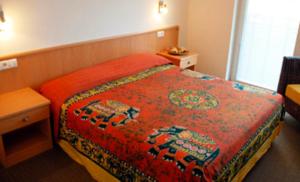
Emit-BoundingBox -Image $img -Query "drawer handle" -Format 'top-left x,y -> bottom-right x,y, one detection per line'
187,61 -> 191,65
22,116 -> 30,122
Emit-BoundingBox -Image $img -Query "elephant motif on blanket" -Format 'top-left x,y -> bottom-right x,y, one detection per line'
147,126 -> 219,177
74,100 -> 140,129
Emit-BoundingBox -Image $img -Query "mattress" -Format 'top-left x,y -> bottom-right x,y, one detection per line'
40,53 -> 283,182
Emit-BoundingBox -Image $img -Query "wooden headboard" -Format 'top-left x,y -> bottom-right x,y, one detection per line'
0,26 -> 179,94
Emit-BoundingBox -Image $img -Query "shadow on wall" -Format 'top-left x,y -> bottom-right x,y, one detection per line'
295,24 -> 300,56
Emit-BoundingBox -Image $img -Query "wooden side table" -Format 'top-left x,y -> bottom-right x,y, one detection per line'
158,51 -> 198,71
0,87 -> 52,167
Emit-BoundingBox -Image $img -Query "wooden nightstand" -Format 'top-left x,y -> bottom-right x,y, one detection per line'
158,51 -> 198,71
0,88 -> 52,167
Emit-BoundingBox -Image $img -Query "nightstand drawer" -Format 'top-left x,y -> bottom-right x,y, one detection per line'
180,55 -> 197,69
0,106 -> 49,135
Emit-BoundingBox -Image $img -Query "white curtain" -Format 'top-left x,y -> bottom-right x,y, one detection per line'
236,0 -> 300,90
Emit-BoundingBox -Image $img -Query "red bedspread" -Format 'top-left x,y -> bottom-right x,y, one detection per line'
41,54 -> 283,181
40,53 -> 171,138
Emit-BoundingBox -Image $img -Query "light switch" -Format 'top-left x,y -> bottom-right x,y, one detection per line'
0,58 -> 18,71
157,31 -> 165,38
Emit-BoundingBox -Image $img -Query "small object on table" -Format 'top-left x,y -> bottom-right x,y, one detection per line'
158,49 -> 198,71
168,47 -> 189,56
0,87 -> 52,167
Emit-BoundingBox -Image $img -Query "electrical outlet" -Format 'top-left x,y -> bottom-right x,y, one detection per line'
157,31 -> 165,38
0,58 -> 18,71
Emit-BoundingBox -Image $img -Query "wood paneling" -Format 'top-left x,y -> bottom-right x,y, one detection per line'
0,26 -> 179,94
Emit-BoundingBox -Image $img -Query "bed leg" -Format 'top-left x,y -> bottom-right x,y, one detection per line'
280,107 -> 286,121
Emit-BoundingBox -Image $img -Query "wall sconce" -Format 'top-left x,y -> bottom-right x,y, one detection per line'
158,0 -> 168,14
0,5 -> 6,32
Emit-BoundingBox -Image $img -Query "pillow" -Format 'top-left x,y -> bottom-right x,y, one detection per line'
40,53 -> 171,139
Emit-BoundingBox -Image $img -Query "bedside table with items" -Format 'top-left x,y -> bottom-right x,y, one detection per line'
0,87 -> 53,167
158,51 -> 198,71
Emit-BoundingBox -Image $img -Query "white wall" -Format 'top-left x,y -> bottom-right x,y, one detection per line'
0,0 -> 188,55
186,0 -> 235,78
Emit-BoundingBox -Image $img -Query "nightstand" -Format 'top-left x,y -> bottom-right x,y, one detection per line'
158,51 -> 198,71
0,88 -> 52,167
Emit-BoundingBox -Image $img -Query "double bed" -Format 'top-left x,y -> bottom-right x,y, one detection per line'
40,53 -> 283,182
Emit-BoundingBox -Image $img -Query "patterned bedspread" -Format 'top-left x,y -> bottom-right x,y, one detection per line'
41,54 -> 282,181
41,54 -> 283,181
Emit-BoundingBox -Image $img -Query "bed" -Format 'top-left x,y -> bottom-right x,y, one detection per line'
40,53 -> 283,182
